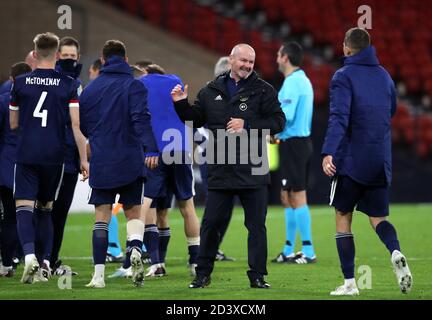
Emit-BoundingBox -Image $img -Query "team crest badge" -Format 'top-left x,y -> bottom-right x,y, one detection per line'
239,96 -> 249,102
239,103 -> 248,111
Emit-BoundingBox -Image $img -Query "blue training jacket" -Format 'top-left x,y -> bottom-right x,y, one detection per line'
0,80 -> 12,95
139,74 -> 191,153
80,56 -> 158,189
0,92 -> 17,189
321,45 -> 397,186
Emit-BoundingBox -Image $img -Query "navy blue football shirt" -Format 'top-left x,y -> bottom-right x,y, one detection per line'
9,68 -> 79,165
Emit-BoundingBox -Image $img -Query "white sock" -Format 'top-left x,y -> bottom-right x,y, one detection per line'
24,254 -> 36,265
344,278 -> 357,287
43,259 -> 50,268
94,264 -> 105,278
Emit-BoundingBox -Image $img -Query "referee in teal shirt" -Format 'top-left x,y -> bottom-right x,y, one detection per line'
271,42 -> 316,264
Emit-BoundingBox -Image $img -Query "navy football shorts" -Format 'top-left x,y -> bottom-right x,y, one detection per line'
14,163 -> 64,203
88,178 -> 144,206
150,189 -> 174,209
144,157 -> 194,203
329,175 -> 389,217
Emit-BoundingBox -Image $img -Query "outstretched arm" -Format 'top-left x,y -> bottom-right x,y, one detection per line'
69,106 -> 89,181
171,84 -> 207,128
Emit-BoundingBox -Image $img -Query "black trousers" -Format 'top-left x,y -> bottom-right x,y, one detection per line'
0,186 -> 18,265
50,172 -> 78,264
196,186 -> 268,280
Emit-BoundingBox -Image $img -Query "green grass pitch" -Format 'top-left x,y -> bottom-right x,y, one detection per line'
0,204 -> 430,300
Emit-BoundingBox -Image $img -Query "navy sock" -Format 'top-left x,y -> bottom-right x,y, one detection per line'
143,224 -> 160,264
335,233 -> 355,279
16,206 -> 35,256
123,240 -> 131,269
375,221 -> 401,254
188,245 -> 199,264
129,239 -> 143,253
35,207 -> 53,264
158,227 -> 171,263
0,223 -> 18,266
92,222 -> 108,265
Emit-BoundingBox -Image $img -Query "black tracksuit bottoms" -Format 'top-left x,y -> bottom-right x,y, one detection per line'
196,186 -> 268,280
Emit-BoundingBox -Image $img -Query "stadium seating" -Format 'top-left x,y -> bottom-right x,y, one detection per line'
103,0 -> 432,158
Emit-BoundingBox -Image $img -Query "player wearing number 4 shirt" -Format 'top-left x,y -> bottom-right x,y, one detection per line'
9,32 -> 89,284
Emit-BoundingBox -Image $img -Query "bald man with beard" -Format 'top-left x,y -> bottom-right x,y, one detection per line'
171,44 -> 285,289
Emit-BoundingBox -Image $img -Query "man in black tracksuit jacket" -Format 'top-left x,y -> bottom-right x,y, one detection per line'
171,44 -> 285,289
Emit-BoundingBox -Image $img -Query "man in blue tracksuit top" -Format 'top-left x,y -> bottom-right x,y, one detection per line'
79,40 -> 158,288
321,28 -> 412,296
272,42 -> 316,265
138,70 -> 200,278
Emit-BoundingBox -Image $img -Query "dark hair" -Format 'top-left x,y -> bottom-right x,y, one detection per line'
145,64 -> 165,75
131,65 -> 145,78
102,40 -> 126,60
134,60 -> 153,69
344,28 -> 370,53
59,36 -> 80,53
33,32 -> 59,58
280,42 -> 303,67
91,58 -> 102,71
10,62 -> 32,80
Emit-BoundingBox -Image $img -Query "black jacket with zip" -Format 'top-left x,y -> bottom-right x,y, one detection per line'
174,71 -> 285,189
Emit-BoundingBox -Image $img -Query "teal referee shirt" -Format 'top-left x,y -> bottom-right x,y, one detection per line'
276,69 -> 314,140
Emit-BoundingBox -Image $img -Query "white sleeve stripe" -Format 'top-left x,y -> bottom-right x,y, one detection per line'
69,102 -> 79,108
9,105 -> 19,111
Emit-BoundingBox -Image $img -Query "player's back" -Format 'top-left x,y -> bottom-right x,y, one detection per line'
10,69 -> 78,165
140,74 -> 191,153
80,56 -> 151,189
80,59 -> 144,152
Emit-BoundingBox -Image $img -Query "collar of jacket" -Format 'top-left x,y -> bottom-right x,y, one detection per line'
101,56 -> 132,75
55,59 -> 83,79
208,70 -> 259,95
343,45 -> 380,66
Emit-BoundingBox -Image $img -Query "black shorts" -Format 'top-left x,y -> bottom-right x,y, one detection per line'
279,137 -> 313,192
14,163 -> 64,202
329,175 -> 389,217
88,178 -> 145,206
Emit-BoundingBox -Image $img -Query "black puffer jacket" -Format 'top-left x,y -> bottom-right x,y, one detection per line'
174,71 -> 285,189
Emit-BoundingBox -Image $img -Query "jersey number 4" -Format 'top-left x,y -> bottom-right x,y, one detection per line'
34,91 -> 48,127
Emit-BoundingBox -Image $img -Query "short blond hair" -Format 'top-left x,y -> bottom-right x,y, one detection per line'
33,32 -> 60,59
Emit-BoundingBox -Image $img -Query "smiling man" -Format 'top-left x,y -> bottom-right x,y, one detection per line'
171,43 -> 285,289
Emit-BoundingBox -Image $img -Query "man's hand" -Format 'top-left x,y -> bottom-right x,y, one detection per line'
322,155 -> 336,177
80,160 -> 90,181
145,156 -> 159,170
171,84 -> 188,102
268,135 -> 280,144
86,141 -> 91,160
226,118 -> 245,134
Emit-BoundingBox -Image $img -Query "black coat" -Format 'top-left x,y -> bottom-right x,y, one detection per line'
174,71 -> 285,189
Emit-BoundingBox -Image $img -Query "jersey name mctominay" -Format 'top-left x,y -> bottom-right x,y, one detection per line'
25,77 -> 60,86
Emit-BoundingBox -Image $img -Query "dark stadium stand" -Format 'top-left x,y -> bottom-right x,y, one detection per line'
99,0 -> 432,204
104,0 -> 432,160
